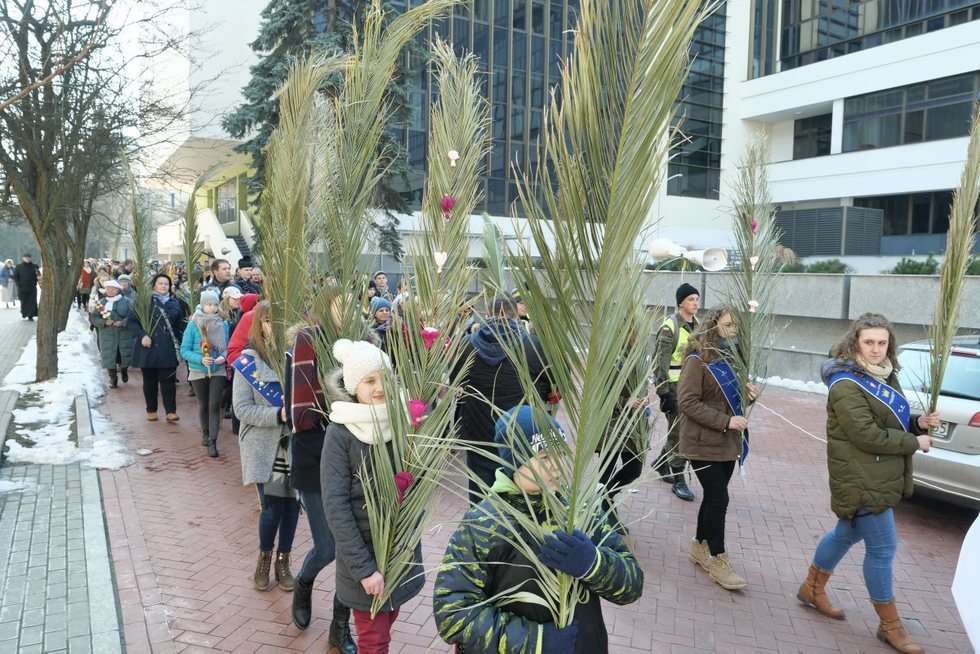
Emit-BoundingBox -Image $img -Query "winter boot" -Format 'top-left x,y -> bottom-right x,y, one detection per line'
654,459 -> 673,482
108,368 -> 118,389
327,596 -> 357,654
201,431 -> 209,446
275,551 -> 295,591
292,577 -> 313,630
165,413 -> 179,423
253,550 -> 273,591
873,601 -> 923,653
704,553 -> 747,591
207,438 -> 218,458
120,367 -> 129,383
688,539 -> 710,572
672,476 -> 695,502
146,412 -> 158,422
797,565 -> 845,620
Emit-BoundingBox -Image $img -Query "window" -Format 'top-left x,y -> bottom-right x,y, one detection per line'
843,71 -> 980,152
775,0 -> 980,76
216,178 -> 238,224
793,113 -> 832,159
855,190 -> 958,235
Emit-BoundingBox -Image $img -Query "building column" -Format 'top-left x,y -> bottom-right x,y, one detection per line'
830,98 -> 845,154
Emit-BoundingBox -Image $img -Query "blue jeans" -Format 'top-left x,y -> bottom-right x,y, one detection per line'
296,491 -> 337,585
813,508 -> 898,602
256,484 -> 301,553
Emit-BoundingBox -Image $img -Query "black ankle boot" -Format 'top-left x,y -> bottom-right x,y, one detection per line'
292,577 -> 313,630
328,596 -> 356,654
207,438 -> 218,458
108,368 -> 118,388
121,367 -> 129,383
672,476 -> 695,502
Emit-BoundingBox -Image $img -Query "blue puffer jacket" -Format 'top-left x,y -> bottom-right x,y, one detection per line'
180,319 -> 230,375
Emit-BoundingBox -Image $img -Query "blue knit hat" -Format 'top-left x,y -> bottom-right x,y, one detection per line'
494,405 -> 567,468
369,297 -> 392,316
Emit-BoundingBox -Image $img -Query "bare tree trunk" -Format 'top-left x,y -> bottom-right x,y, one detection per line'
34,243 -> 81,382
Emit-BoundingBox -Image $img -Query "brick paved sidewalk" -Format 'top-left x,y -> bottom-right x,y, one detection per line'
0,309 -> 124,654
99,369 -> 975,654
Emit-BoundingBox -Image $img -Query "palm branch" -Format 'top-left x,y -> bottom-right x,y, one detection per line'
254,55 -> 341,383
180,179 -> 206,310
928,107 -> 980,416
724,133 -> 782,420
481,216 -> 507,291
463,0 -> 706,628
126,167 -> 161,337
306,0 -> 457,369
362,37 -> 487,617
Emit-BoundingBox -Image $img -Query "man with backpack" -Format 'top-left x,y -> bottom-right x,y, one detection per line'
653,282 -> 700,501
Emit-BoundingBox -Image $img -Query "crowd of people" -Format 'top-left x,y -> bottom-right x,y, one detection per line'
57,253 -> 940,654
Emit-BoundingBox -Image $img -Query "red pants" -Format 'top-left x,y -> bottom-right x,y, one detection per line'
352,608 -> 400,654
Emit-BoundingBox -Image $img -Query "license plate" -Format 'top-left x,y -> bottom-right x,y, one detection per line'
933,421 -> 951,439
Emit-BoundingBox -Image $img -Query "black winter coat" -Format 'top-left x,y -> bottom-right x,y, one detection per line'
12,262 -> 39,293
131,296 -> 184,369
320,422 -> 424,612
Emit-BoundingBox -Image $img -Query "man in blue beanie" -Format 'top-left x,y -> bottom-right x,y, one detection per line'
433,405 -> 644,654
369,296 -> 392,352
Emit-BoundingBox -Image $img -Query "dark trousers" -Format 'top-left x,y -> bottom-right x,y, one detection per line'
18,289 -> 37,318
466,450 -> 497,506
691,459 -> 735,556
141,367 -> 177,414
297,490 -> 336,585
257,484 -> 301,553
190,376 -> 226,444
76,292 -> 90,310
599,438 -> 644,524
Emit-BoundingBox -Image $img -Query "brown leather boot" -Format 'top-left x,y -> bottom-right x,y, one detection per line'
275,551 -> 295,591
873,600 -> 923,653
253,550 -> 273,591
797,565 -> 845,619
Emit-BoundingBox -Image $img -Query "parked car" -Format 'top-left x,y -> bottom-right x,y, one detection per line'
896,336 -> 980,509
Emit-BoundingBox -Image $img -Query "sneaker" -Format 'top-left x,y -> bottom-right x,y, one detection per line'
688,539 -> 710,571
704,553 -> 747,591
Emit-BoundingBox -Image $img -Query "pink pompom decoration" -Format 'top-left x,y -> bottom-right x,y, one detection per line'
441,194 -> 456,214
408,399 -> 427,428
421,326 -> 440,350
394,471 -> 415,504
751,217 -> 759,234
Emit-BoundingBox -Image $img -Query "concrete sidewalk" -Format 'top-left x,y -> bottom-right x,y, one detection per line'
98,367 -> 974,653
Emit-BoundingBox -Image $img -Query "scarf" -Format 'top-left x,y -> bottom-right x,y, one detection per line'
153,291 -> 171,304
104,295 -> 121,312
470,318 -> 523,365
856,355 -> 894,382
290,329 -> 324,432
194,310 -> 226,352
329,400 -> 392,445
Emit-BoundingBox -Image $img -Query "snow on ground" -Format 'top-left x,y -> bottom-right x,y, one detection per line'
0,479 -> 34,494
761,375 -> 828,395
2,310 -> 132,469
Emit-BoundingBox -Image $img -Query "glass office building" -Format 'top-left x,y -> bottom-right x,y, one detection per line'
388,0 -> 727,212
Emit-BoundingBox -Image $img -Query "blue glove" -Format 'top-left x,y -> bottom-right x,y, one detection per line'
541,621 -> 578,654
539,529 -> 598,579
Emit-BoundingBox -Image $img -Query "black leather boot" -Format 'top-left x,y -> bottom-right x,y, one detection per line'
672,476 -> 696,502
120,367 -> 129,383
292,577 -> 313,630
108,368 -> 118,389
207,438 -> 218,458
327,596 -> 357,654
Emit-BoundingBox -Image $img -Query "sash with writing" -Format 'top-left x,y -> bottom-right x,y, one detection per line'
692,354 -> 749,466
232,353 -> 284,408
827,370 -> 910,432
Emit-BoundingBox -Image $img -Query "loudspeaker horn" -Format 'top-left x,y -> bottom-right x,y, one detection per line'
648,238 -> 687,259
684,248 -> 728,272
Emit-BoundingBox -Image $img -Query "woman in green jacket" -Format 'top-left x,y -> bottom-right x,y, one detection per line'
798,313 -> 938,654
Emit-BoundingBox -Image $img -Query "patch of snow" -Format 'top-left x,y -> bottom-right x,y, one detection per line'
761,375 -> 828,395
0,479 -> 34,494
2,311 -> 132,469
137,448 -> 153,456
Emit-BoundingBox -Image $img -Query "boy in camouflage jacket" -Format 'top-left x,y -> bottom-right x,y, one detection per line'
433,406 -> 643,654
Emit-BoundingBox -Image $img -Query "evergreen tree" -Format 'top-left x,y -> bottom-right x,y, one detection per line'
223,0 -> 417,261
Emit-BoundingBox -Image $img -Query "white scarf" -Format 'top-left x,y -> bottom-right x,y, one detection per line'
856,355 -> 894,383
104,295 -> 121,312
329,400 -> 392,445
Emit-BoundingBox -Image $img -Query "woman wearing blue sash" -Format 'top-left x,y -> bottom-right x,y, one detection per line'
232,300 -> 299,594
799,313 -> 938,654
677,308 -> 757,591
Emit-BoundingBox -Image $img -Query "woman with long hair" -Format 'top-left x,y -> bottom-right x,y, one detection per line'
677,307 -> 757,591
233,301 -> 298,592
797,313 -> 937,654
132,274 -> 184,423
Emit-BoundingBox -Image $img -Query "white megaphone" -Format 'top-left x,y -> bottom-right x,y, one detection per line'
648,239 -> 728,272
684,248 -> 728,272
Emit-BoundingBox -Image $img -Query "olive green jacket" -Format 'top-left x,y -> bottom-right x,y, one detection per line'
822,359 -> 926,520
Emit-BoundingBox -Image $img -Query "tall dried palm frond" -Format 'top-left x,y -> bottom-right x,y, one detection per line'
180,180 -> 205,310
362,38 -> 487,617
481,216 -> 507,291
724,133 -> 782,418
928,107 -> 980,416
466,0 -> 707,628
307,0 -> 457,367
125,168 -> 160,336
255,55 -> 339,382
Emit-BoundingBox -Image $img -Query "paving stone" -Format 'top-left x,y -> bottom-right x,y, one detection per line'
66,635 -> 90,654
21,608 -> 44,628
0,620 -> 20,641
19,625 -> 43,646
43,628 -> 67,652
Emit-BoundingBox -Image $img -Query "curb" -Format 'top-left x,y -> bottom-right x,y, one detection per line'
74,391 -> 95,442
0,388 -> 17,465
